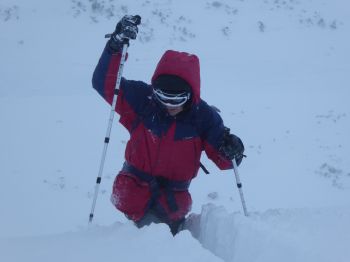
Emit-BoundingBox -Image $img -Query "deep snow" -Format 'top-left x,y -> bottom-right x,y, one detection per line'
1,0 -> 349,261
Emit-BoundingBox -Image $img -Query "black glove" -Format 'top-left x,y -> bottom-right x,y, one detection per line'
109,15 -> 141,51
219,127 -> 245,165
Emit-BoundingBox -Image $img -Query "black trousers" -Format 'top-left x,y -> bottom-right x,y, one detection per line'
134,208 -> 185,235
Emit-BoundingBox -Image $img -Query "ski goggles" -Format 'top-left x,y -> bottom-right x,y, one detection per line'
153,88 -> 191,108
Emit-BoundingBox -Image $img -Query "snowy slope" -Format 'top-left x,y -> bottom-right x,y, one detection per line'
0,0 -> 350,261
0,222 -> 222,262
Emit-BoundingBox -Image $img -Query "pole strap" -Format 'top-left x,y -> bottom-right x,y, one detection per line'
200,162 -> 210,174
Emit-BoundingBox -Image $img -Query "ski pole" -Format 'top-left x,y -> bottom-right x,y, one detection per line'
88,43 -> 129,225
232,158 -> 248,216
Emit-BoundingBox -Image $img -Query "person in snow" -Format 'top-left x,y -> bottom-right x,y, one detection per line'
92,15 -> 245,235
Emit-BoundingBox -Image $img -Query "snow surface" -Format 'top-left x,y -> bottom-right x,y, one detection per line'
1,0 -> 350,261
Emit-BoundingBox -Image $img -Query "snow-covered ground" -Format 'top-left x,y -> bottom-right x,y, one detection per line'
1,0 -> 349,261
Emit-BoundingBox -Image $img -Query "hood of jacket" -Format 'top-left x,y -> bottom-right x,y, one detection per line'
151,50 -> 201,104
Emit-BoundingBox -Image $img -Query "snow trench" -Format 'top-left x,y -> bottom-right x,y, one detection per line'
189,204 -> 350,262
1,204 -> 349,262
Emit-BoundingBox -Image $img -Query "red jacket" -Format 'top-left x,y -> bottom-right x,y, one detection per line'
92,44 -> 232,222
